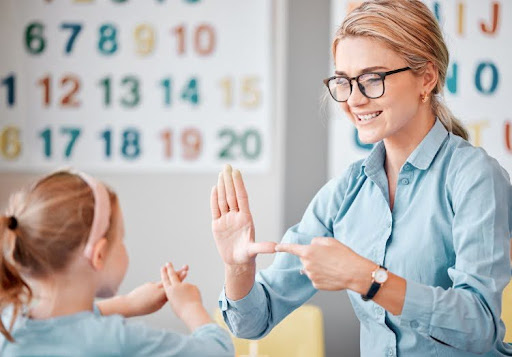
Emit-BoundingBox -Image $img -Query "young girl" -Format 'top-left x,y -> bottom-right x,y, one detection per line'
0,170 -> 234,356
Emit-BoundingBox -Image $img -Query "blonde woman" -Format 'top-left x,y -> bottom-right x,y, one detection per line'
211,1 -> 512,355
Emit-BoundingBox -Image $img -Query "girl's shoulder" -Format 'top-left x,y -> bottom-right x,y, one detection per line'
0,308 -> 127,356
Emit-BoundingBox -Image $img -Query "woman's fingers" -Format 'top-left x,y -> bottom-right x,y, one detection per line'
247,241 -> 278,257
210,186 -> 221,219
232,169 -> 250,213
274,243 -> 308,257
223,164 -> 239,212
217,173 -> 229,214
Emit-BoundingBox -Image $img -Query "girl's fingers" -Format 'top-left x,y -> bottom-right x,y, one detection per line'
160,266 -> 171,286
210,186 -> 221,219
217,173 -> 229,214
223,164 -> 239,212
166,262 -> 181,285
178,269 -> 188,282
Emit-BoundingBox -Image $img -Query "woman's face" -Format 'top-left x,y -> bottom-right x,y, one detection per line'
96,203 -> 129,298
335,37 -> 424,144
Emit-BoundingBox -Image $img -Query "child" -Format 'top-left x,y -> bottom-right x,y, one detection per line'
0,170 -> 234,356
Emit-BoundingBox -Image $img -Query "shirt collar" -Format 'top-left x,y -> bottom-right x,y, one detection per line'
360,118 -> 449,177
406,119 -> 448,170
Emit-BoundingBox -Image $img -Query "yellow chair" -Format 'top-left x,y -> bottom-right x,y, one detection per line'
503,280 -> 512,342
214,304 -> 325,357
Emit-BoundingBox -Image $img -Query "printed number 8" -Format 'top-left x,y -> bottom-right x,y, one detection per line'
122,129 -> 141,159
98,24 -> 118,55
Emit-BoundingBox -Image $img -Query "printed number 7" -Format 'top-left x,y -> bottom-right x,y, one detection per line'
61,127 -> 81,158
60,23 -> 83,54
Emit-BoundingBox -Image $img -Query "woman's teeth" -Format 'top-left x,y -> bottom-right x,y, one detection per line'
357,112 -> 381,121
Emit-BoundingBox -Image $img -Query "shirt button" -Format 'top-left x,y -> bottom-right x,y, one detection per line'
401,178 -> 409,185
403,164 -> 412,171
387,222 -> 392,228
410,320 -> 419,329
387,348 -> 395,357
375,306 -> 384,316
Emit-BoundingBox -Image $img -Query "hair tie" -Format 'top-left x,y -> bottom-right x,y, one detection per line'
7,216 -> 18,230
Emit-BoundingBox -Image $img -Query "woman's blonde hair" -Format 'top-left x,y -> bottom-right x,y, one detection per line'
0,171 -> 118,341
333,0 -> 468,140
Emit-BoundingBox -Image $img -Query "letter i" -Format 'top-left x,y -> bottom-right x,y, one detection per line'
457,1 -> 465,36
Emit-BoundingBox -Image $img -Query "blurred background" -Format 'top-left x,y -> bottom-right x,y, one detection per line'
0,1 -> 510,356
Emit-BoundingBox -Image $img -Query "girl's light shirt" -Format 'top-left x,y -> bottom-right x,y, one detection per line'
219,119 -> 512,356
0,305 -> 234,356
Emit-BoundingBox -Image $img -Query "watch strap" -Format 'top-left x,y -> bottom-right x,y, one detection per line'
361,265 -> 387,301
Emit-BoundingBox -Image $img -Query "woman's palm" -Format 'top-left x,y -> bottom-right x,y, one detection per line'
211,166 -> 276,266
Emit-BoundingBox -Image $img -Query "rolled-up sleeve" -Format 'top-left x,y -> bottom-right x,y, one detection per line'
400,149 -> 512,354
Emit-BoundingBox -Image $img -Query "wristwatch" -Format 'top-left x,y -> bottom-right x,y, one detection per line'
361,265 -> 388,301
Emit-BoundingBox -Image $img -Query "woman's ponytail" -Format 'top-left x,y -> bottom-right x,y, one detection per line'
432,95 -> 469,141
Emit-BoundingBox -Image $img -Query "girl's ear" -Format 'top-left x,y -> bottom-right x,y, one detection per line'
90,237 -> 108,271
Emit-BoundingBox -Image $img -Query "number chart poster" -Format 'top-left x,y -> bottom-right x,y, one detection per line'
0,0 -> 272,172
329,1 -> 512,178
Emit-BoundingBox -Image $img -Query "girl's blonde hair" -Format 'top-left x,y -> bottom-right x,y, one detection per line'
333,0 -> 468,140
0,171 -> 118,341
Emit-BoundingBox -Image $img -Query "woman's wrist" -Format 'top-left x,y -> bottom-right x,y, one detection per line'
224,262 -> 256,301
348,258 -> 378,295
224,261 -> 255,277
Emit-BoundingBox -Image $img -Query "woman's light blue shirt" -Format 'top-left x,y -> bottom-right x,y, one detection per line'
219,119 -> 512,356
0,305 -> 234,356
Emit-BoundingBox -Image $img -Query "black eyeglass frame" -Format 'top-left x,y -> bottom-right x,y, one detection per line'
323,66 -> 412,102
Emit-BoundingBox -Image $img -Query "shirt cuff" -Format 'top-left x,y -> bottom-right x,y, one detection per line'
218,282 -> 263,313
399,279 -> 434,334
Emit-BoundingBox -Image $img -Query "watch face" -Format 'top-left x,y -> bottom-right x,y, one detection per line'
374,268 -> 388,284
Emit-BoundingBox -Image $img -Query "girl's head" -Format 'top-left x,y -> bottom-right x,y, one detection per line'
0,170 -> 128,341
328,0 -> 468,144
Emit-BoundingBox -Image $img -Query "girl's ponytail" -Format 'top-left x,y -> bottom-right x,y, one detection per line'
0,215 -> 32,342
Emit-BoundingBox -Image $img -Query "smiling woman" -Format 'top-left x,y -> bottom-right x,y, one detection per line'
212,1 -> 512,356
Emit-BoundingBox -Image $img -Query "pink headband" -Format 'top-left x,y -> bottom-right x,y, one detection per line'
76,172 -> 111,260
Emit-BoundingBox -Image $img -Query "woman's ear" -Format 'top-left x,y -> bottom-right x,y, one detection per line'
90,237 -> 108,271
422,62 -> 438,94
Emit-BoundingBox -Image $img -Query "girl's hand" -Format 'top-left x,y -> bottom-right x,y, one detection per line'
211,164 -> 276,267
97,265 -> 188,318
275,238 -> 376,291
160,262 -> 212,331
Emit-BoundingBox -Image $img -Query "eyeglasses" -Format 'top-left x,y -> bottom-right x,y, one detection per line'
323,67 -> 411,102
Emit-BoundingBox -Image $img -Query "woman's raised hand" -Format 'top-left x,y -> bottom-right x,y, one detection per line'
211,164 -> 276,266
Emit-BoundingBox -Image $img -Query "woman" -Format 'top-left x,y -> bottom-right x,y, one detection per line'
211,1 -> 512,355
